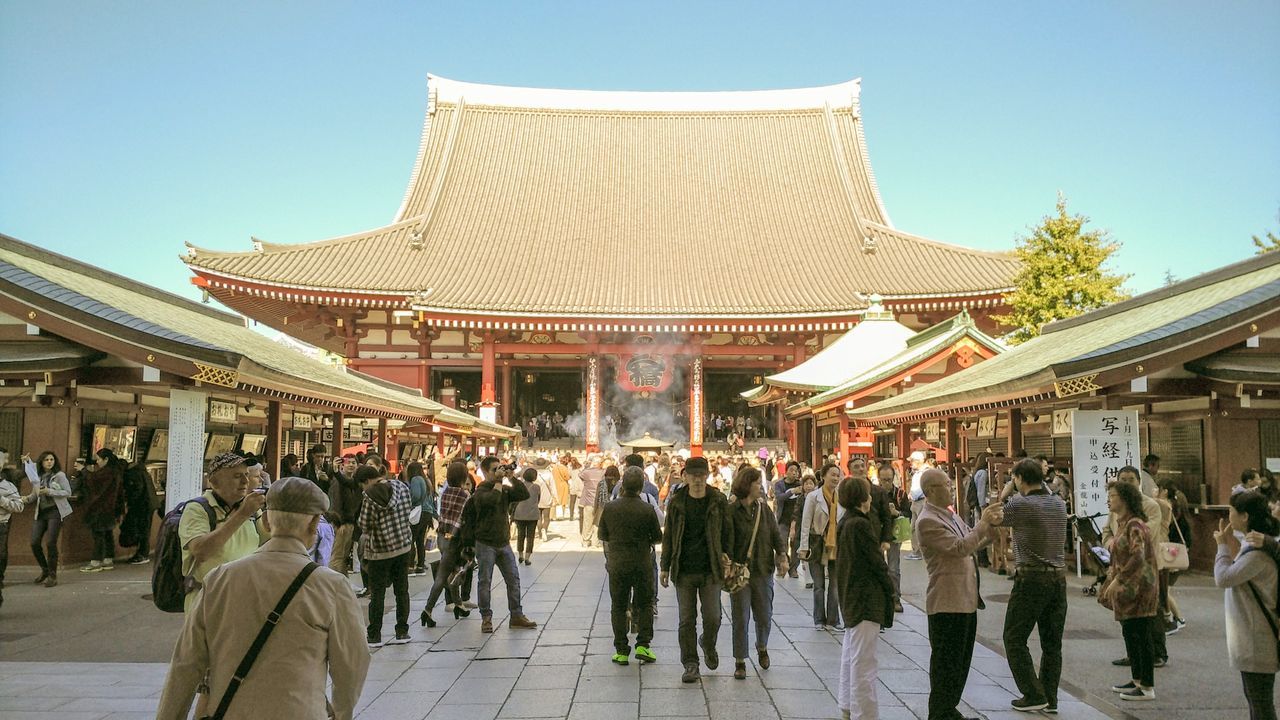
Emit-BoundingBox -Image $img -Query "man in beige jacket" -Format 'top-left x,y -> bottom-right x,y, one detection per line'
157,477 -> 370,720
916,468 -> 1001,720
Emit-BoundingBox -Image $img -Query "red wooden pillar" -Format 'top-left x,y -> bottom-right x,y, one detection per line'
689,356 -> 704,457
480,332 -> 496,404
416,325 -> 432,396
330,411 -> 344,459
585,354 -> 601,452
838,413 -> 850,468
896,422 -> 911,474
944,417 -> 960,464
376,417 -> 388,458
500,362 -> 512,426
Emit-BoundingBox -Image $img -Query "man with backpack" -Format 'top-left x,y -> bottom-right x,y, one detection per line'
176,452 -> 266,612
156,476 -> 369,720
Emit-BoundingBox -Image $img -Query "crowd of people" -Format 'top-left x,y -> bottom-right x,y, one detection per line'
3,438 -> 1279,719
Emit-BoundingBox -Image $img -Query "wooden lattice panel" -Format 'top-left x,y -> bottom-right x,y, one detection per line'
191,363 -> 239,388
1054,374 -> 1100,398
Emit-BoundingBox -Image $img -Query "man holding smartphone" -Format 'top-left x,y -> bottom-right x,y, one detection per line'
458,456 -> 538,633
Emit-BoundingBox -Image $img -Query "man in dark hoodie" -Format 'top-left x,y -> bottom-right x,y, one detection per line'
301,444 -> 332,495
660,456 -> 732,684
599,467 -> 663,666
328,455 -> 362,574
458,455 -> 538,634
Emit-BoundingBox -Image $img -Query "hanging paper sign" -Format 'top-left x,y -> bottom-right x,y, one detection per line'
1071,410 -> 1140,528
616,353 -> 673,393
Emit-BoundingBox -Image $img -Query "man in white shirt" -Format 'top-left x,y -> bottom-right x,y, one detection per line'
1139,454 -> 1160,498
906,451 -> 927,560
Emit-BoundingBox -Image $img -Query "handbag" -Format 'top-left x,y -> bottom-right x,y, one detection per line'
723,501 -> 762,594
1156,515 -> 1189,571
201,562 -> 318,720
409,504 -> 423,526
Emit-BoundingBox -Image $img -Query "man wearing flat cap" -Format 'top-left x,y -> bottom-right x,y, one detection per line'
158,476 -> 370,720
178,452 -> 268,613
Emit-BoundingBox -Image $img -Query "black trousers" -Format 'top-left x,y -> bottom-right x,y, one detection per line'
1003,572 -> 1067,704
515,520 -> 537,556
0,521 -> 9,584
1243,671 -> 1277,720
30,506 -> 61,573
1120,616 -> 1156,687
411,521 -> 429,569
927,612 -> 977,720
90,527 -> 114,562
367,552 -> 411,637
608,558 -> 655,653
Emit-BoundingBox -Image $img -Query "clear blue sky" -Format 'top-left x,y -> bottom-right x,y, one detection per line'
3,1 -> 1277,303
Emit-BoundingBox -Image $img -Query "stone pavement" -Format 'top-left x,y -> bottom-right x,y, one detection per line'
0,515 -> 1243,719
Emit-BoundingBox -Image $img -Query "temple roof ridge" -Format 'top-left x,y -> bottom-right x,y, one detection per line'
425,74 -> 863,113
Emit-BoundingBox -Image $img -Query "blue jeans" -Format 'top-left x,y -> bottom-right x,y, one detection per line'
730,572 -> 774,659
475,541 -> 523,619
674,573 -> 722,667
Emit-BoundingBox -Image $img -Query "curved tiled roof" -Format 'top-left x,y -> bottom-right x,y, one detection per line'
186,76 -> 1017,318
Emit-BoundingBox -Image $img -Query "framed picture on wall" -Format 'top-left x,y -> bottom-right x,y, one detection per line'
239,434 -> 267,455
92,425 -> 138,463
322,428 -> 334,442
976,415 -> 997,438
145,429 -> 169,463
204,434 -> 237,460
208,400 -> 238,425
362,428 -> 374,442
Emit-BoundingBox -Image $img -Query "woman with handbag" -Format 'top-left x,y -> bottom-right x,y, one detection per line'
726,467 -> 788,680
406,462 -> 438,577
834,475 -> 894,720
1101,481 -> 1160,701
1215,490 -> 1280,720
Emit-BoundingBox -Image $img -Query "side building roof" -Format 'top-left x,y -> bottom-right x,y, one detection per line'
185,75 -> 1018,322
0,233 -> 516,437
848,251 -> 1280,423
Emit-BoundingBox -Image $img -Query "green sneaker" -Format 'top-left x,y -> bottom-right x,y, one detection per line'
634,646 -> 657,664
611,652 -> 630,665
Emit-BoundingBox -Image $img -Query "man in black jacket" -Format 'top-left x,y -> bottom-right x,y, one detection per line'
660,457 -> 732,684
599,467 -> 663,666
301,444 -> 332,495
458,456 -> 538,633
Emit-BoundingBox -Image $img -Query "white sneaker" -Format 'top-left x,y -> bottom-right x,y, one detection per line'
1120,686 -> 1154,701
79,561 -> 103,573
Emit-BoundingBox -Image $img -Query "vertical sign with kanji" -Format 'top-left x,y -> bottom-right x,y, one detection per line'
1070,409 -> 1140,528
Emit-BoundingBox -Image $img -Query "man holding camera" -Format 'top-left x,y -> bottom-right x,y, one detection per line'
179,452 -> 266,613
458,455 -> 538,633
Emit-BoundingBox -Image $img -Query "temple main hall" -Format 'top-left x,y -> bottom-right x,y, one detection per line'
183,76 -> 1019,456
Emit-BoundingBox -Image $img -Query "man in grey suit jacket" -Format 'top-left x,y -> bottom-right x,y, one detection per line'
916,469 -> 1001,720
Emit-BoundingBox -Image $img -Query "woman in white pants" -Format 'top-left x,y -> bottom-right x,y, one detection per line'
834,475 -> 895,719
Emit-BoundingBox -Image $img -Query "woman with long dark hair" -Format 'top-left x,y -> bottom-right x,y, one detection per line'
81,448 -> 124,573
406,461 -> 437,577
23,450 -> 72,586
420,462 -> 474,628
1102,481 -> 1159,701
1217,490 -> 1280,720
834,475 -> 894,719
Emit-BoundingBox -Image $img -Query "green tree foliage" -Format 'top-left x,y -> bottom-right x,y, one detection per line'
995,194 -> 1129,343
1254,208 -> 1279,254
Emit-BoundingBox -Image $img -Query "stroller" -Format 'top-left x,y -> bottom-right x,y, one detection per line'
1073,513 -> 1110,596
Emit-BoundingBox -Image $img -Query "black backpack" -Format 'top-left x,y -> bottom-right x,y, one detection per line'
151,497 -> 216,613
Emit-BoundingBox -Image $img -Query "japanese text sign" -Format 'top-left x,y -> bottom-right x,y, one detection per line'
1070,409 -> 1140,527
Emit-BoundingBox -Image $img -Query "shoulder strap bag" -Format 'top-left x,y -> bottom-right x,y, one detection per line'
203,562 -> 319,720
1156,512 -> 1190,571
723,501 -> 762,594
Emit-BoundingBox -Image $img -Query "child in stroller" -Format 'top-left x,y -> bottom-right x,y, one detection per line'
1073,512 -> 1110,595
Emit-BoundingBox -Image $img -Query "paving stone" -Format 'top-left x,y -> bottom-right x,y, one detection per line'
499,688 -> 575,717
385,666 -> 466,692
470,658 -> 533,678
567,701 -> 640,720
517,664 -> 583,690
758,665 -> 824,690
427,703 -> 502,720
709,700 -> 781,720
640,687 -> 708,716
441,675 -> 518,704
768,688 -> 838,719
355,690 -> 442,719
